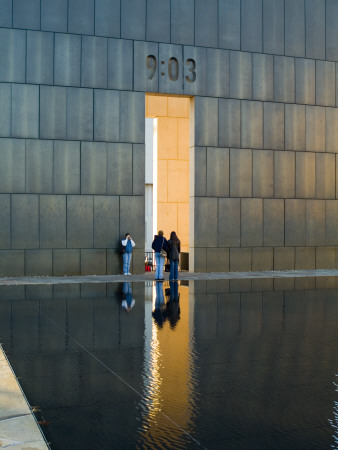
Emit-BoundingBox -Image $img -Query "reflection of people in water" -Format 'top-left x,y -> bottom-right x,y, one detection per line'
152,281 -> 167,327
121,282 -> 135,312
152,281 -> 180,328
165,281 -> 180,328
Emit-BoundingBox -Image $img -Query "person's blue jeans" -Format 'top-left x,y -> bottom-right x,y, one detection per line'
123,252 -> 132,274
155,281 -> 164,307
169,280 -> 179,300
169,259 -> 178,281
155,252 -> 165,279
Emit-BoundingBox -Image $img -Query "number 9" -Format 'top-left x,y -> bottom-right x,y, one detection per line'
146,55 -> 157,80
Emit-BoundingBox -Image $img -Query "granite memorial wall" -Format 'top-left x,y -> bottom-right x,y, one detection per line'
1,0 -> 338,275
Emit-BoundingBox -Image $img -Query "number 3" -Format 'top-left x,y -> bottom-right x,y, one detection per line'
185,59 -> 196,83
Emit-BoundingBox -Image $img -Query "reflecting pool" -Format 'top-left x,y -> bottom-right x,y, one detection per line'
1,277 -> 338,449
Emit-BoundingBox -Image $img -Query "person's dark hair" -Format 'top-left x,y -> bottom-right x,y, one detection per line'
158,230 -> 163,236
170,231 -> 179,244
125,233 -> 130,238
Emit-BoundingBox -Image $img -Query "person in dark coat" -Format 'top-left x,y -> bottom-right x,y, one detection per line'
167,231 -> 180,281
152,230 -> 168,281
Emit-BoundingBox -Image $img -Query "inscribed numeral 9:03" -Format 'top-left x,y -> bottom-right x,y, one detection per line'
146,55 -> 196,83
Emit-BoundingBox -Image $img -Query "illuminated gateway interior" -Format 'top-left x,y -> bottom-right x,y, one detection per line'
145,94 -> 190,258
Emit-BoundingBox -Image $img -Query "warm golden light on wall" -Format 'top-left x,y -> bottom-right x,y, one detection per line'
146,94 -> 190,252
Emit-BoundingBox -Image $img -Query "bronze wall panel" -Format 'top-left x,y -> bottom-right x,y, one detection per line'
295,58 -> 315,105
296,152 -> 315,198
230,248 -> 252,271
274,247 -> 295,270
306,106 -> 325,152
230,148 -> 252,197
80,249 -> 107,275
263,199 -> 284,246
274,56 -> 295,103
218,198 -> 240,247
252,247 -> 273,271
285,199 -> 306,246
93,196 -> 119,249
81,142 -> 107,195
274,151 -> 295,198
218,99 -> 240,148
12,194 -> 39,249
253,150 -> 273,198
253,53 -> 273,101
326,200 -> 338,245
306,200 -> 325,246
285,0 -> 305,57
219,0 -> 240,50
0,194 -> 10,248
0,138 -> 25,193
207,147 -> 229,197
206,248 -> 230,273
316,61 -> 335,107
53,141 -> 80,194
0,250 -> 24,276
241,0 -> 263,53
316,247 -> 336,269
263,102 -> 284,150
195,96 -> 218,146
285,104 -> 305,151
67,195 -> 93,248
263,0 -> 284,55
26,250 -> 53,276
53,249 -> 80,276
191,146 -> 206,197
305,0 -> 325,60
241,198 -> 263,246
193,197 -> 218,247
326,108 -> 338,153
316,153 -> 335,199
40,195 -> 66,248
230,51 -> 252,100
241,101 -> 263,149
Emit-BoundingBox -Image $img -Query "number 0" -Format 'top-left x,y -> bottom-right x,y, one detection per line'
168,57 -> 179,81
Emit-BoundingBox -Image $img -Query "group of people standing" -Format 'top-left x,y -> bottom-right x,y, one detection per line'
121,230 -> 181,281
152,230 -> 181,281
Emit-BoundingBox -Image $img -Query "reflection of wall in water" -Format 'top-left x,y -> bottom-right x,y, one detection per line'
0,284 -> 145,413
191,280 -> 338,443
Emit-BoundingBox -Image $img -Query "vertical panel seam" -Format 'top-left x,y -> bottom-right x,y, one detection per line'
145,0 -> 148,42
67,0 -> 69,34
94,0 -> 96,36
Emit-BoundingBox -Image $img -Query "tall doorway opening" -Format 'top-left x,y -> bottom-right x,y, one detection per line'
145,94 -> 191,270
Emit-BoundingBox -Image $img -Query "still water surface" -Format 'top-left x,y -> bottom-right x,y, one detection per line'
1,278 -> 338,449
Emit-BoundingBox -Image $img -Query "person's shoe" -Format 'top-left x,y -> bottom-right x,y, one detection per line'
127,272 -> 131,275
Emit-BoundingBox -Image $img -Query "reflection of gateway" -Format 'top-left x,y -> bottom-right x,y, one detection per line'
139,283 -> 195,446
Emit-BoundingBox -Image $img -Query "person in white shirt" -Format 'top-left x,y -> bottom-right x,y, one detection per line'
121,233 -> 135,275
